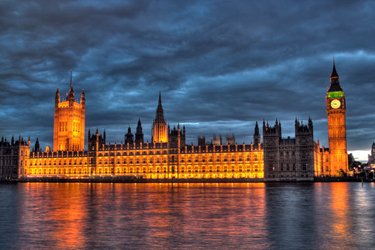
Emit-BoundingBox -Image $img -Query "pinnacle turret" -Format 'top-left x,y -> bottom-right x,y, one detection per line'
253,121 -> 260,145
67,72 -> 75,101
135,118 -> 144,144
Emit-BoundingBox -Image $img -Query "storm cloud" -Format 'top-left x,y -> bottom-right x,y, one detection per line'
0,0 -> 374,160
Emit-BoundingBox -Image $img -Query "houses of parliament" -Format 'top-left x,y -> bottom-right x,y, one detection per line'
0,63 -> 348,181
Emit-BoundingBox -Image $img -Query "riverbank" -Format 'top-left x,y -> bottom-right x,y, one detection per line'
2,176 -> 372,184
1,176 -> 369,183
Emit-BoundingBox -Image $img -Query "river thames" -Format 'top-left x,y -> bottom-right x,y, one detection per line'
0,182 -> 374,249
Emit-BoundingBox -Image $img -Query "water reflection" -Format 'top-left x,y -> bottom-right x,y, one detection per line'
265,183 -> 318,249
330,183 -> 351,245
18,183 -> 88,249
0,182 -> 374,249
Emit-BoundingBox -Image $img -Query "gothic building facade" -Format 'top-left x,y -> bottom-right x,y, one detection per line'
326,61 -> 348,175
0,63 -> 350,181
53,75 -> 85,151
263,119 -> 316,180
0,137 -> 30,181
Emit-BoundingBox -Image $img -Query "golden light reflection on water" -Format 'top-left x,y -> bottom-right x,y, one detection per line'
8,182 -> 374,249
17,183 -> 268,249
330,183 -> 350,241
19,183 -> 88,249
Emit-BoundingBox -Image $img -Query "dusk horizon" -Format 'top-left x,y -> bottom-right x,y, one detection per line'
1,1 -> 374,161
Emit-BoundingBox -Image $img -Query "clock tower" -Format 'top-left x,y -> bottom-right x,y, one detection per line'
326,61 -> 348,175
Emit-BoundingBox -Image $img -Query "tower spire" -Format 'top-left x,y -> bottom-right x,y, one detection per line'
328,59 -> 343,92
155,92 -> 165,122
70,71 -> 73,89
253,121 -> 260,145
152,92 -> 168,143
330,58 -> 339,79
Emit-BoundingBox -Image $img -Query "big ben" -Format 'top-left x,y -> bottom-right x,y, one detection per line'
326,61 -> 348,175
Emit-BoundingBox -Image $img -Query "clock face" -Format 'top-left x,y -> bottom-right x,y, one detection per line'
330,99 -> 341,109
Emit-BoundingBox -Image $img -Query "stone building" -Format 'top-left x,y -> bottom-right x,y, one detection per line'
326,61 -> 348,175
263,119 -> 315,181
0,63 -> 351,181
17,93 -> 264,180
53,75 -> 85,151
0,137 -> 30,181
168,124 -> 186,148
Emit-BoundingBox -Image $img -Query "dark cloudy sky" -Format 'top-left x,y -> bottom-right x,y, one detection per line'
0,0 -> 374,160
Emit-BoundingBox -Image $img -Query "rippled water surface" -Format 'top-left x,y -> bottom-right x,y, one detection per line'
1,182 -> 375,249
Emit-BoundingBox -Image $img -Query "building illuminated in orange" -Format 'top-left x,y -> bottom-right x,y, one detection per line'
0,64 -> 350,181
325,62 -> 348,176
152,93 -> 169,144
53,75 -> 85,151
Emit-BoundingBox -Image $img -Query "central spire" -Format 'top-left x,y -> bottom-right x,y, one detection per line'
155,92 -> 165,123
152,92 -> 168,143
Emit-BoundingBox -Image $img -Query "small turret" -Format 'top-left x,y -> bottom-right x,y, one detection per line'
263,119 -> 281,138
308,117 -> 313,129
295,118 -> 299,130
253,121 -> 260,145
80,90 -> 85,107
55,88 -> 60,107
34,138 -> 40,153
125,126 -> 134,144
135,118 -> 144,144
295,118 -> 313,136
67,72 -> 75,105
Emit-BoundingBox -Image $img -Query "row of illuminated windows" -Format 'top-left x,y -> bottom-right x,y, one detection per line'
96,151 -> 261,157
98,150 -> 169,157
26,157 -> 263,166
26,168 -> 89,175
26,165 -> 262,175
111,167 -> 260,174
26,153 -> 262,166
178,167 -> 260,173
179,157 -> 259,163
97,154 -> 260,162
98,158 -> 168,165
27,160 -> 88,166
